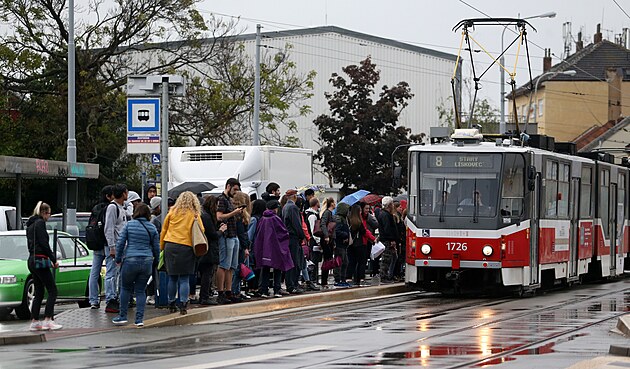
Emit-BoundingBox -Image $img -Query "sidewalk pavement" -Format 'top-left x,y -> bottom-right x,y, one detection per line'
0,281 -> 408,345
566,314 -> 630,369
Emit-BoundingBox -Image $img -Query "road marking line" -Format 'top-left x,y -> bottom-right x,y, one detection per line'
173,345 -> 334,369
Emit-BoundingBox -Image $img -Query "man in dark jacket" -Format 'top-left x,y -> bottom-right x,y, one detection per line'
282,189 -> 306,294
378,196 -> 398,283
261,182 -> 281,204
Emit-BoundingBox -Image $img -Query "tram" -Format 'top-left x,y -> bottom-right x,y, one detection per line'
404,128 -> 629,294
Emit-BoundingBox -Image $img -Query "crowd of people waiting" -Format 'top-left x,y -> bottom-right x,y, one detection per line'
26,179 -> 409,330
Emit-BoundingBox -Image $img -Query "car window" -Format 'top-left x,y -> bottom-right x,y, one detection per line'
47,216 -> 90,233
57,236 -> 88,259
46,218 -> 64,231
0,235 -> 29,260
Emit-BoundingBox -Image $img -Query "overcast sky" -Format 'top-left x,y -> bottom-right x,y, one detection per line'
196,0 -> 630,107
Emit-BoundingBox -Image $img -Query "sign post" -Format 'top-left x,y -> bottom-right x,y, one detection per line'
127,75 -> 185,222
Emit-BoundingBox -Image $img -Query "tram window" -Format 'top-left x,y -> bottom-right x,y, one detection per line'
408,153 -> 418,219
557,164 -> 570,218
545,160 -> 559,217
418,153 -> 500,217
600,169 -> 610,236
580,167 -> 592,218
500,154 -> 525,217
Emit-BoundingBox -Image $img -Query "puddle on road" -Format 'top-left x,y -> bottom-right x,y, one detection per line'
364,333 -> 588,367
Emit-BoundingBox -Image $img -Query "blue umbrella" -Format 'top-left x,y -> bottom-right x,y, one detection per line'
339,190 -> 370,206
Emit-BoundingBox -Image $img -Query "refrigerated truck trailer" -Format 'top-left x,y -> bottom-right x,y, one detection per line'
168,146 -> 313,199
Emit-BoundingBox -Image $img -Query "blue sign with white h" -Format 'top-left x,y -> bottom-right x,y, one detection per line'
127,98 -> 160,132
151,154 -> 161,165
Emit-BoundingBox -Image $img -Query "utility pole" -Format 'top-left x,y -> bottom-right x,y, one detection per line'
160,77 -> 170,223
66,0 -> 78,236
253,24 -> 261,146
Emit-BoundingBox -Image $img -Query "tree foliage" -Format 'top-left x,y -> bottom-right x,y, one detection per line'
314,57 -> 420,195
170,43 -> 315,147
436,78 -> 500,134
0,1 -> 315,209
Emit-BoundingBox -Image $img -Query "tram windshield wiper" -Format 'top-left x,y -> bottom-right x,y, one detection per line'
473,178 -> 479,223
439,177 -> 446,222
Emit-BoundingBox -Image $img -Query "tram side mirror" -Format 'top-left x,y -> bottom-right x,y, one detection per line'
392,166 -> 402,189
527,165 -> 536,191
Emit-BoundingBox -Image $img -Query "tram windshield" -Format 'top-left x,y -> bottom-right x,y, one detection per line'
419,153 -> 502,218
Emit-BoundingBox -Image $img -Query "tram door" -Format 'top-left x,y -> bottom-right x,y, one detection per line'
530,172 -> 541,285
569,177 -> 580,280
610,182 -> 618,276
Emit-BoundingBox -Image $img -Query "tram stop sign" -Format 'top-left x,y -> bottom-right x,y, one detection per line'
127,98 -> 160,154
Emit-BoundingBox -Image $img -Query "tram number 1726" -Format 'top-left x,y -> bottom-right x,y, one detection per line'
446,242 -> 468,251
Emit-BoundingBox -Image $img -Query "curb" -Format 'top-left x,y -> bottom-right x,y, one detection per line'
616,314 -> 630,337
610,345 -> 630,357
0,332 -> 46,346
140,283 -> 409,328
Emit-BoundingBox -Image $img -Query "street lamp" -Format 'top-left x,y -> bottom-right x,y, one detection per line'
523,69 -> 576,130
499,11 -> 556,134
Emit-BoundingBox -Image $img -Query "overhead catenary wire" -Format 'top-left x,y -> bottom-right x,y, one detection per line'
458,0 -> 625,106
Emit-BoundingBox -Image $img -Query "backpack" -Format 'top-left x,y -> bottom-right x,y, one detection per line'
85,202 -> 118,251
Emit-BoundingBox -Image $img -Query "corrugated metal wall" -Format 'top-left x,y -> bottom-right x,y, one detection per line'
240,31 -> 456,185
127,28 -> 456,187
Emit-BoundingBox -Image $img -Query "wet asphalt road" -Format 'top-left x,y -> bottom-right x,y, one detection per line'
1,280 -> 629,369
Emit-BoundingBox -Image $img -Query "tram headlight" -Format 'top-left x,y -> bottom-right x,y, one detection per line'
482,245 -> 494,257
420,244 -> 432,255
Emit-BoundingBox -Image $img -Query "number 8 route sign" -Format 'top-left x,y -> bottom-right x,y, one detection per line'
127,98 -> 160,154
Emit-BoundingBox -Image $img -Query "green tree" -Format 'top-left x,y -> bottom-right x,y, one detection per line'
314,57 -> 420,195
170,43 -> 316,147
0,2 -> 308,209
436,78 -> 500,134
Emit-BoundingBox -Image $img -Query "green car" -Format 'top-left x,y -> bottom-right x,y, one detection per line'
0,230 -> 94,320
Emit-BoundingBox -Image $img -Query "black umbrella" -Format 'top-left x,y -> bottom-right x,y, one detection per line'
168,182 -> 216,198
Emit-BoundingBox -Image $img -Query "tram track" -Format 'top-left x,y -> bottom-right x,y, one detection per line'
300,282 -> 630,368
22,283 -> 630,368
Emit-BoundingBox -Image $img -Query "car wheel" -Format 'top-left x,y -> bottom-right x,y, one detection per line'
15,278 -> 34,320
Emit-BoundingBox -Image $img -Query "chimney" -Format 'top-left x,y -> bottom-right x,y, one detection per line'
543,49 -> 552,72
576,32 -> 584,51
594,24 -> 603,43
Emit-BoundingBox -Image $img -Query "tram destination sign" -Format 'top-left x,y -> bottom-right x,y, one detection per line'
428,154 -> 495,169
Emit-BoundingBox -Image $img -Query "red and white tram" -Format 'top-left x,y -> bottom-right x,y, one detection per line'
404,128 -> 629,293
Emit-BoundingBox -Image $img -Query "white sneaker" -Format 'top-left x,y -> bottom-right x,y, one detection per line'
29,321 -> 42,331
239,292 -> 251,299
146,296 -> 155,305
41,320 -> 63,331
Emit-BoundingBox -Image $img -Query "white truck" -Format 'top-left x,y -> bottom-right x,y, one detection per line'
168,146 -> 313,199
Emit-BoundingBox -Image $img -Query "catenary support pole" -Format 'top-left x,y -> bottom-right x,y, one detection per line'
253,24 -> 261,146
161,78 -> 169,223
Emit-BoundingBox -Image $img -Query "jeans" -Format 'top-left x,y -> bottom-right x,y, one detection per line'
333,247 -> 349,283
380,243 -> 398,279
27,257 -> 57,320
231,249 -> 246,294
285,237 -> 300,291
118,257 -> 152,324
168,274 -> 190,304
309,251 -> 322,284
219,237 -> 239,270
89,249 -> 119,304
